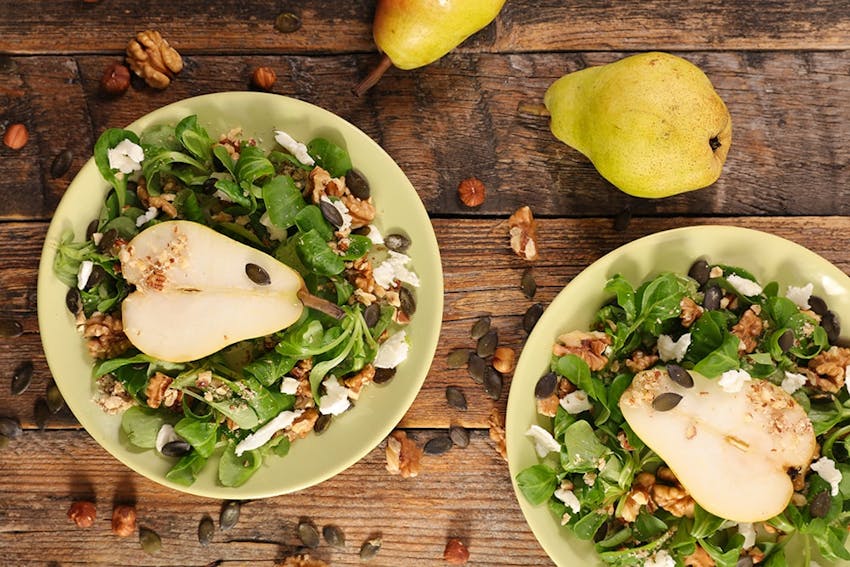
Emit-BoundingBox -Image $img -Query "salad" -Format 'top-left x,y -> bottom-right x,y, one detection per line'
53,114 -> 418,488
517,260 -> 850,566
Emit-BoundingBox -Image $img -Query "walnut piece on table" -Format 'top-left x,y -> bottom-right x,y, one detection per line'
508,205 -> 539,261
126,30 -> 183,89
386,430 -> 422,478
488,408 -> 507,460
279,555 -> 329,567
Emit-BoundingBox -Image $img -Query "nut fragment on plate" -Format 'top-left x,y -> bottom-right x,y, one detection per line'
457,177 -> 486,207
3,123 -> 28,150
126,30 -> 183,89
508,206 -> 539,261
385,430 -> 422,478
488,408 -> 507,460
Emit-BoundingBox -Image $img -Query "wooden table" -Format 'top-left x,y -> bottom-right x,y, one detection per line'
2,2 -> 850,565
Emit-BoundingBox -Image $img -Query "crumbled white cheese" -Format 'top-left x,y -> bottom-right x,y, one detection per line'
213,189 -> 234,203
811,456 -> 843,496
280,377 -> 300,395
560,390 -> 592,414
107,138 -> 144,174
785,282 -> 814,310
318,377 -> 351,416
644,549 -> 675,567
321,195 -> 353,232
737,522 -> 756,549
77,259 -> 93,290
373,251 -> 420,289
781,371 -> 808,394
235,409 -> 304,456
135,206 -> 159,227
657,333 -> 691,362
155,424 -> 180,454
553,487 -> 581,514
365,224 -> 384,245
274,130 -> 315,166
91,232 -> 103,246
583,472 -> 597,486
260,211 -> 288,241
726,274 -> 763,297
374,330 -> 409,369
718,369 -> 752,393
525,424 -> 561,457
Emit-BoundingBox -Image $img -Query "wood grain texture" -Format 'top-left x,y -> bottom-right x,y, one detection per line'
4,52 -> 850,219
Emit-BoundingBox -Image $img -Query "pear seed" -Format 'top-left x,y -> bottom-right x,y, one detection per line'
666,364 -> 694,388
470,316 -> 491,339
445,386 -> 467,410
323,524 -> 345,548
424,436 -> 453,455
652,392 -> 683,412
297,520 -> 320,548
11,361 -> 33,396
245,263 -> 271,286
198,515 -> 215,546
219,500 -> 240,531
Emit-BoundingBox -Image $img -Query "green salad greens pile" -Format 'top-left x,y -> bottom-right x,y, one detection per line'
517,261 -> 850,566
54,115 -> 414,488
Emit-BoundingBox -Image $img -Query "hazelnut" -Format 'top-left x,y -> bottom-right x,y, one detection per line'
457,177 -> 485,207
100,62 -> 131,96
67,501 -> 96,528
3,123 -> 28,150
251,66 -> 277,91
111,505 -> 137,537
493,346 -> 516,374
443,538 -> 470,564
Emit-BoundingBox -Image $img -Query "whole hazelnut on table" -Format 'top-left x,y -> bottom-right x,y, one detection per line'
67,501 -> 97,528
111,504 -> 137,537
3,123 -> 28,150
457,177 -> 485,207
443,538 -> 470,564
252,66 -> 277,91
100,62 -> 131,96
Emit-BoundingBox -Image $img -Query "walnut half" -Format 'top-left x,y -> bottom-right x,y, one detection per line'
508,206 -> 539,261
126,30 -> 183,89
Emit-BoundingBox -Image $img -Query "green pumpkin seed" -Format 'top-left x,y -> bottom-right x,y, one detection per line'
34,399 -> 50,430
0,434 -> 9,450
139,527 -> 162,554
360,537 -> 382,561
346,170 -> 370,200
274,11 -> 302,33
477,329 -> 498,358
809,490 -> 831,518
314,413 -> 332,434
245,263 -> 271,286
821,310 -> 841,343
319,199 -> 344,228
323,524 -> 345,548
520,268 -> 537,299
809,295 -> 829,316
161,440 -> 191,457
50,149 -> 73,178
446,348 -> 471,369
0,319 -> 23,338
373,368 -> 396,384
399,286 -> 416,316
363,303 -> 380,328
219,500 -> 240,531
449,425 -> 469,448
666,364 -> 693,389
298,520 -> 320,548
0,416 -> 21,439
424,435 -> 453,455
11,361 -> 33,396
46,381 -> 65,413
688,259 -> 710,286
483,367 -> 503,400
198,515 -> 215,546
467,354 -> 486,384
613,206 -> 632,232
385,233 -> 410,253
445,386 -> 467,410
652,392 -> 683,412
522,303 -> 544,333
470,316 -> 491,339
534,372 -> 557,399
65,287 -> 82,315
778,329 -> 794,352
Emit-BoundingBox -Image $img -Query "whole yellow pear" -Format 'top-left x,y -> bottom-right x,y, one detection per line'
544,52 -> 732,198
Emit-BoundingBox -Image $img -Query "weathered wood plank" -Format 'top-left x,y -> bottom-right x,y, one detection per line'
3,52 -> 850,219
3,1 -> 850,54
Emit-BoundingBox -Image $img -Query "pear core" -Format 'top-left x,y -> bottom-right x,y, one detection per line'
119,220 -> 305,363
619,368 -> 816,522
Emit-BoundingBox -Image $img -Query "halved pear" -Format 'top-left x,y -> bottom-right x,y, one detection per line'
119,220 -> 311,363
619,368 -> 816,522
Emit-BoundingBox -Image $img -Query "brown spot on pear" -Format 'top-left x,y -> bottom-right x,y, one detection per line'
619,368 -> 816,522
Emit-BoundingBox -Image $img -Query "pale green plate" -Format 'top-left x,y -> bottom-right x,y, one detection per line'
37,92 -> 443,499
506,225 -> 850,567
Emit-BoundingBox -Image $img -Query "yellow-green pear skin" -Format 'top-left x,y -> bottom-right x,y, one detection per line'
373,0 -> 507,70
119,221 -> 305,363
544,52 -> 732,198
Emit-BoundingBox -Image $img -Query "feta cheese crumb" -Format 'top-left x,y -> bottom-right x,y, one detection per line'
811,456 -> 843,496
738,522 -> 756,549
525,424 -> 561,457
365,224 -> 384,245
374,330 -> 409,369
560,390 -> 592,414
644,549 -> 675,567
107,138 -> 144,174
280,377 -> 300,395
235,409 -> 304,456
260,211 -> 287,241
155,424 -> 180,454
321,195 -> 353,232
726,274 -> 763,297
318,377 -> 351,416
657,333 -> 691,362
781,371 -> 808,394
553,487 -> 581,513
135,206 -> 159,227
274,130 -> 315,166
718,369 -> 752,393
77,259 -> 94,290
373,250 -> 420,288
785,282 -> 814,310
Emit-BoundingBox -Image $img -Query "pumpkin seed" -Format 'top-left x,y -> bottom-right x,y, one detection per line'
0,319 -> 23,338
477,329 -> 498,358
809,490 -> 831,518
0,434 -> 9,450
399,286 -> 416,316
198,515 -> 215,546
523,303 -> 544,333
446,348 -> 471,369
323,524 -> 345,548
0,416 -> 22,439
50,149 -> 73,178
652,392 -> 683,412
534,372 -> 557,399
274,11 -> 302,33
470,316 -> 491,339
297,520 -> 320,548
359,537 -> 382,561
373,368 -> 396,384
778,329 -> 794,352
314,413 -> 332,434
449,425 -> 469,448
424,436 -> 453,455
613,206 -> 632,232
520,268 -> 537,299
319,199 -> 344,228
385,233 -> 411,253
11,361 -> 33,396
735,558 -> 754,567
467,353 -> 486,384
821,310 -> 841,344
161,440 -> 191,457
97,228 -> 118,253
809,295 -> 829,316
219,500 -> 240,531
85,219 -> 99,241
245,263 -> 271,286
666,364 -> 694,388
46,381 -> 65,413
445,386 -> 467,410
484,367 -> 503,400
139,527 -> 162,554
688,259 -> 711,286
85,264 -> 107,289
346,169 -> 370,200
65,287 -> 82,315
703,285 -> 722,311
34,398 -> 50,430
363,303 -> 380,328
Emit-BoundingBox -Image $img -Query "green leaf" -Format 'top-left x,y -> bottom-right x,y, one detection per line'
174,115 -> 213,165
307,137 -> 352,177
336,234 -> 372,261
295,205 -> 334,240
213,144 -> 236,177
218,442 -> 262,487
94,128 -> 140,210
699,537 -> 744,567
165,451 -> 207,486
561,420 -> 610,473
121,406 -> 168,449
634,511 -> 668,541
214,178 -> 253,210
243,349 -> 298,387
556,354 -> 606,406
573,512 -> 607,541
296,229 -> 345,276
690,504 -> 726,539
693,332 -> 740,377
605,274 -> 636,320
516,464 -> 557,505
174,417 -> 218,458
262,175 -> 305,229
234,144 -> 275,185
92,353 -> 157,378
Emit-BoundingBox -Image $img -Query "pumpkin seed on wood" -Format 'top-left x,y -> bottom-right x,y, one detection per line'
274,11 -> 302,33
821,310 -> 841,343
219,500 -> 240,531
613,206 -> 632,232
373,367 -> 396,384
809,490 -> 831,518
523,303 -> 544,333
470,316 -> 491,339
467,354 -> 486,384
65,287 -> 82,315
0,319 -> 23,338
314,413 -> 332,434
198,515 -> 215,546
297,520 -> 320,549
688,259 -> 711,286
319,199 -> 344,228
445,386 -> 467,410
0,416 -> 22,439
363,303 -> 380,328
323,524 -> 345,548
0,434 -> 9,450
477,329 -> 498,358
483,367 -> 503,400
360,537 -> 382,561
666,364 -> 694,388
652,392 -> 683,412
534,372 -> 557,399
424,435 -> 453,455
446,348 -> 471,369
139,527 -> 162,554
520,268 -> 537,299
449,425 -> 470,448
34,398 -> 50,430
11,361 -> 33,396
161,440 -> 191,457
50,149 -> 73,178
385,233 -> 411,253
399,286 -> 416,316
245,263 -> 271,285
346,169 -> 370,200
46,381 -> 65,413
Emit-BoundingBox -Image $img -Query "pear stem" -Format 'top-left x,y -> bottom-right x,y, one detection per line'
352,54 -> 393,97
298,288 -> 345,320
